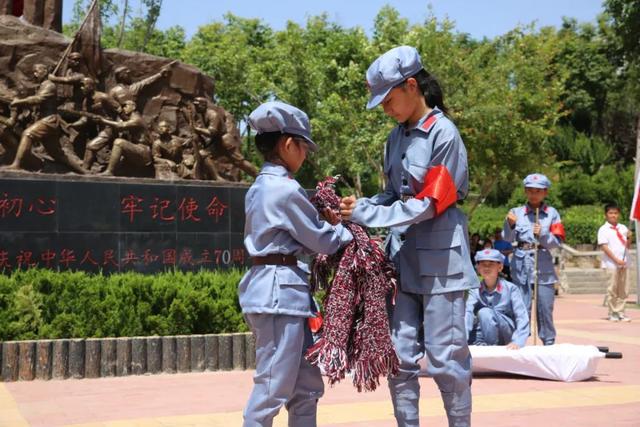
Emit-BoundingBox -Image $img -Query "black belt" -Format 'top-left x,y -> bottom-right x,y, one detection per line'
252,254 -> 297,266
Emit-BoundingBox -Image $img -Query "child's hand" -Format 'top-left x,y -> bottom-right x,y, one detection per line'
506,211 -> 517,226
533,223 -> 541,236
321,208 -> 340,225
340,195 -> 356,220
506,342 -> 520,350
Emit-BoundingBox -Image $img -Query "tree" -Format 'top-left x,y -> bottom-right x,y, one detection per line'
604,0 -> 640,61
604,0 -> 640,178
453,27 -> 566,214
68,0 -> 172,55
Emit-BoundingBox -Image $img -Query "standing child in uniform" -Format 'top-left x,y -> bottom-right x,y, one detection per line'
341,46 -> 478,427
597,203 -> 632,322
503,173 -> 565,345
239,101 -> 353,427
465,249 -> 529,349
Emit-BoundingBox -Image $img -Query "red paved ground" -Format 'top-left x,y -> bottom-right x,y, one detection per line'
1,293 -> 639,427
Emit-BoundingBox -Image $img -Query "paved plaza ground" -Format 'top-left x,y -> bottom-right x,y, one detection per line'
1,293 -> 638,427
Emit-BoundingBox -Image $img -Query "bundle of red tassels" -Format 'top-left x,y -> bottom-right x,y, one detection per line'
305,176 -> 399,392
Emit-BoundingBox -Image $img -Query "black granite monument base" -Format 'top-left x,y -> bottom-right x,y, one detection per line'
0,172 -> 250,273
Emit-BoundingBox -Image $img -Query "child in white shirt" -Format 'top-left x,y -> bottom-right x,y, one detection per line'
597,203 -> 632,322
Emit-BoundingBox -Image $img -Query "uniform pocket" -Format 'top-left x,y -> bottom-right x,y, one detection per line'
407,162 -> 427,184
416,228 -> 464,276
237,267 -> 279,310
275,267 -> 311,313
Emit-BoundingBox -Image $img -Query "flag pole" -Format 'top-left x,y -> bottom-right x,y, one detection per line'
532,207 -> 540,345
633,219 -> 640,305
636,113 -> 640,305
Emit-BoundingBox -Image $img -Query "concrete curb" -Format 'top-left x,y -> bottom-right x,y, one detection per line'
0,332 -> 256,382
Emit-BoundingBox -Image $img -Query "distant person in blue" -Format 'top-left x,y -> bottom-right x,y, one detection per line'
492,227 -> 513,280
465,249 -> 529,349
503,173 -> 565,346
238,101 -> 353,427
340,46 -> 478,427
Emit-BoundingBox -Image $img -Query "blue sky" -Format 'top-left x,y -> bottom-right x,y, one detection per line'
63,0 -> 606,40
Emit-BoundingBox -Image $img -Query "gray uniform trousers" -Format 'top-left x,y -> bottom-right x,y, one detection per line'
388,290 -> 472,427
243,313 -> 324,427
524,283 -> 556,346
469,308 -> 514,345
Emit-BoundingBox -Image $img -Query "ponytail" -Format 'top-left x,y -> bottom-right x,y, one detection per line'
412,69 -> 448,115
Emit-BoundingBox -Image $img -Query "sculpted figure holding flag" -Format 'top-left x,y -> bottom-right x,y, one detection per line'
340,46 -> 478,427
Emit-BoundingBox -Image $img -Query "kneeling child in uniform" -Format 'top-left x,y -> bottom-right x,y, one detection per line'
465,249 -> 529,349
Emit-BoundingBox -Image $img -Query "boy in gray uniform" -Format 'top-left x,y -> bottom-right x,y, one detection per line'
239,101 -> 353,427
466,249 -> 529,349
503,173 -> 565,345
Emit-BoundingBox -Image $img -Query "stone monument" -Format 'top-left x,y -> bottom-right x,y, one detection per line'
0,1 -> 255,273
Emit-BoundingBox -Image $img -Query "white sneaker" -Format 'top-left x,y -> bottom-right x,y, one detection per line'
618,314 -> 632,322
608,315 -> 620,322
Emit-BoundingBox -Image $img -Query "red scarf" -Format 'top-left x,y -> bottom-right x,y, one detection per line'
611,225 -> 627,246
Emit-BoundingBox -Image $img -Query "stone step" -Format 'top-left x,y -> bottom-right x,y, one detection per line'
563,268 -> 638,294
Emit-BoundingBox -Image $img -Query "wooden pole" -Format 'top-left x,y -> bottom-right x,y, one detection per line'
532,207 -> 540,345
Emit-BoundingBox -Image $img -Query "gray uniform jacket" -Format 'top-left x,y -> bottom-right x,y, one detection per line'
238,162 -> 353,317
351,108 -> 478,295
502,204 -> 563,286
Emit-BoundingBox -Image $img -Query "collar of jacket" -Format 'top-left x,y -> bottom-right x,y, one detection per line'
401,107 -> 443,133
259,162 -> 291,178
481,279 -> 503,294
524,203 -> 548,215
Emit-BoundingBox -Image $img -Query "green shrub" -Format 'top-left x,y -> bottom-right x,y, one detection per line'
466,205 -> 507,238
0,269 -> 248,341
562,204 -> 605,246
557,170 -> 600,206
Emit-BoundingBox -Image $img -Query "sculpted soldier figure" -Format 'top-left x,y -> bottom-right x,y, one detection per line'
192,96 -> 258,180
109,62 -> 174,106
152,119 -> 190,179
6,63 -> 86,174
61,77 -> 120,170
94,100 -> 152,176
48,52 -> 85,110
0,87 -> 37,165
219,109 -> 258,178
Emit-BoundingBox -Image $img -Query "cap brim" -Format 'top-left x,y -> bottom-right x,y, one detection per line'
524,184 -> 548,189
366,86 -> 393,110
300,135 -> 318,152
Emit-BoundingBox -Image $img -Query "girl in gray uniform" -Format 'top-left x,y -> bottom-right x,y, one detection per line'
341,46 -> 478,427
239,101 -> 353,427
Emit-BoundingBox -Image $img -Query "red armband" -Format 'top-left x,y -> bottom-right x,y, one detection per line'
550,222 -> 566,241
415,165 -> 457,216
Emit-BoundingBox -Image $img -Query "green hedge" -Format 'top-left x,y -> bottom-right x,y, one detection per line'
466,205 -> 507,239
0,269 -> 248,342
467,204 -> 608,246
561,205 -> 606,246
